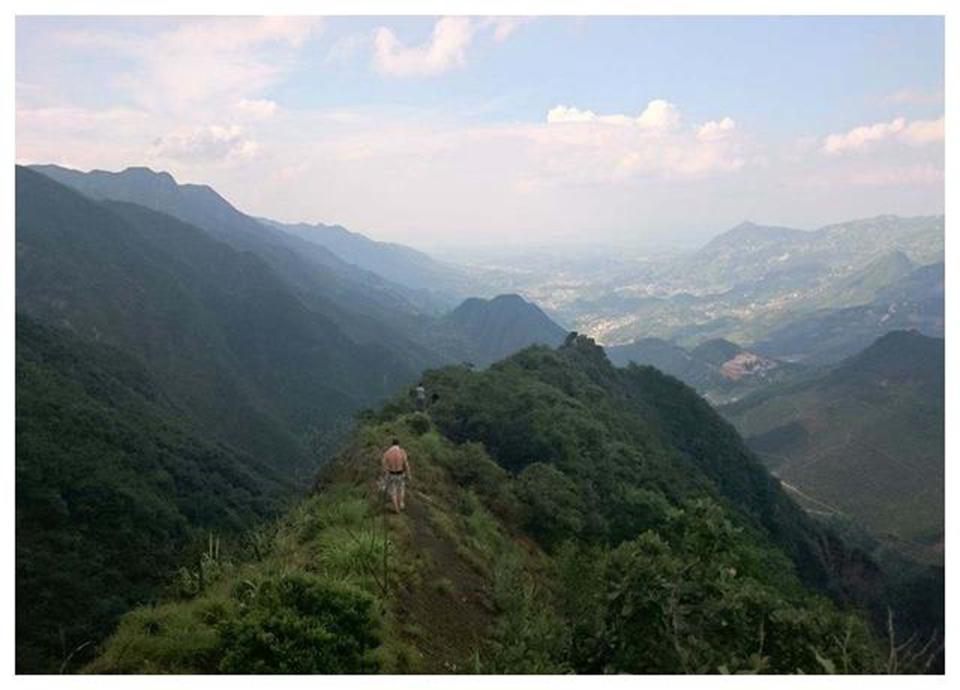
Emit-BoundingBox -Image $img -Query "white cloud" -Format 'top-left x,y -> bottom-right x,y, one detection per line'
822,116 -> 943,155
539,101 -> 741,181
149,125 -> 260,163
636,99 -> 681,131
371,16 -> 527,78
697,117 -> 736,141
373,17 -> 475,78
56,17 -> 321,115
547,100 -> 681,131
822,118 -> 906,154
901,117 -> 944,145
546,105 -> 600,124
234,98 -> 278,120
483,17 -> 532,42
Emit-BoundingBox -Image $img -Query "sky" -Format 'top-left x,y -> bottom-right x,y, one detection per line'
15,15 -> 945,249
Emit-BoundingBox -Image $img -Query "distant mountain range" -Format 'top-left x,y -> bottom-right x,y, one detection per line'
18,166 -> 433,475
568,215 -> 943,363
29,164 -> 443,321
721,330 -> 944,566
752,261 -> 943,364
683,216 -> 943,292
260,218 -> 482,309
607,336 -> 800,404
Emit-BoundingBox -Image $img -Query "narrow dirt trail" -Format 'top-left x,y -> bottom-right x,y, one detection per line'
389,490 -> 495,673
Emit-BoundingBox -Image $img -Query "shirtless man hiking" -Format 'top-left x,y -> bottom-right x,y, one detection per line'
382,438 -> 412,513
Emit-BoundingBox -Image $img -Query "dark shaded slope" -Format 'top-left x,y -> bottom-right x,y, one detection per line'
606,337 -> 712,385
28,163 -> 439,339
16,315 -> 288,672
436,294 -> 568,366
16,167 -> 422,471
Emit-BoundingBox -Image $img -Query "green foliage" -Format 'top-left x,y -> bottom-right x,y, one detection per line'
516,463 -> 585,548
45,310 -> 917,675
722,330 -> 944,565
547,499 -> 881,674
485,553 -> 571,674
218,574 -> 379,674
406,412 -> 432,435
15,315 -> 285,672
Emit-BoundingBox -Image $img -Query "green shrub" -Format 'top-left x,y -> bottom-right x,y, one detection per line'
405,413 -> 431,436
516,463 -> 585,548
218,574 -> 379,673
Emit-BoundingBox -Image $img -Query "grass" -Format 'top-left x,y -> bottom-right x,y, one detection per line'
86,414 -> 541,674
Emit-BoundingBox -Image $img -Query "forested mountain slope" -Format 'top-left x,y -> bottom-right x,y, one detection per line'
16,167 -> 428,472
28,163 -> 440,326
434,294 -> 568,366
16,315 -> 289,672
14,167 -> 584,673
85,336 -> 940,674
722,330 -> 944,565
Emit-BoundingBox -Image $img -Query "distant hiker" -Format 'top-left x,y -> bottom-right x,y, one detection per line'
415,382 -> 427,411
382,438 -> 412,513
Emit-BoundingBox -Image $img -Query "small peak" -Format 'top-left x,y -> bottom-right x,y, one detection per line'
491,293 -> 528,305
120,166 -> 178,186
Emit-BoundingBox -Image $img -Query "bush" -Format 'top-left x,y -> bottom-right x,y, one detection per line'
516,463 -> 585,548
405,413 -> 431,436
218,574 -> 379,673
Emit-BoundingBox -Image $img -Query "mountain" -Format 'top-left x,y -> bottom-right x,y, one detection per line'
16,314 -> 288,672
27,163 -> 439,327
17,166 -> 433,471
699,220 -> 810,254
607,336 -> 799,404
818,250 -> 915,309
86,335 -> 922,674
721,330 -> 944,566
435,294 -> 568,365
680,215 -> 943,293
568,215 -> 943,355
752,262 -> 944,364
261,218 -> 479,308
15,167 -> 588,672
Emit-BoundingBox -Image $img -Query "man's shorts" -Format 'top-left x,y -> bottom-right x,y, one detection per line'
385,472 -> 406,495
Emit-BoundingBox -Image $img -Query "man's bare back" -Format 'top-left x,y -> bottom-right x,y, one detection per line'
382,444 -> 408,473
382,441 -> 411,512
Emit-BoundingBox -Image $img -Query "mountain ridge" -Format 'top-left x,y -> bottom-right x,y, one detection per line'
82,334 -> 909,674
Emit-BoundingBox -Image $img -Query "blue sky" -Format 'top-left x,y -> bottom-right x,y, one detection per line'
16,16 -> 944,247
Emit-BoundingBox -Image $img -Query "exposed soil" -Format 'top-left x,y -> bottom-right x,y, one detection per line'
389,490 -> 495,673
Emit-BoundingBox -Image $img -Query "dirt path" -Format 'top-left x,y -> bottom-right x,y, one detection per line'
389,489 -> 495,673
